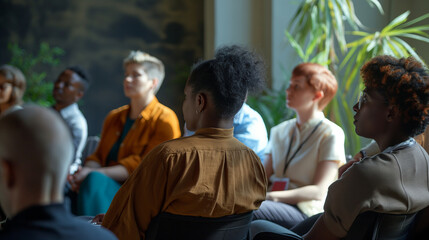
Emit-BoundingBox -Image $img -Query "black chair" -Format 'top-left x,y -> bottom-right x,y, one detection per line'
145,211 -> 253,240
344,211 -> 417,240
81,136 -> 100,162
252,211 -> 419,240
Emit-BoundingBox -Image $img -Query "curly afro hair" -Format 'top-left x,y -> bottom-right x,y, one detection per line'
188,45 -> 266,118
360,55 -> 429,137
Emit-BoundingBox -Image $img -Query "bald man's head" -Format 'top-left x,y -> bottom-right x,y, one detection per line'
0,106 -> 73,216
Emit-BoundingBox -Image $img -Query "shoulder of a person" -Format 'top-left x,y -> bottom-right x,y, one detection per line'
148,137 -> 187,156
240,104 -> 261,118
70,219 -> 117,239
152,101 -> 178,119
317,119 -> 345,140
350,152 -> 400,179
107,105 -> 129,117
67,111 -> 88,128
239,108 -> 265,127
271,118 -> 295,132
74,106 -> 87,122
320,118 -> 343,132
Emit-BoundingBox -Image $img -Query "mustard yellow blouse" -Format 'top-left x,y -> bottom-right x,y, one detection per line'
102,128 -> 267,239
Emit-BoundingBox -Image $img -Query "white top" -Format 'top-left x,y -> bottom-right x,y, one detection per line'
57,103 -> 88,173
267,112 -> 346,215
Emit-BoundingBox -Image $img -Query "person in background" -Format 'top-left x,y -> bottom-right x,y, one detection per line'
0,64 -> 26,225
0,106 -> 117,239
52,66 -> 89,174
93,45 -> 267,239
253,63 -> 346,228
0,65 -> 26,116
69,51 -> 181,216
252,55 -> 429,240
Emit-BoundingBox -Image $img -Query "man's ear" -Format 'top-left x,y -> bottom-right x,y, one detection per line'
74,82 -> 85,102
75,90 -> 84,101
195,92 -> 207,113
0,160 -> 15,189
152,78 -> 159,92
313,90 -> 324,101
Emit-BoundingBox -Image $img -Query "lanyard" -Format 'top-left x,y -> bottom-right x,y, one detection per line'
283,120 -> 323,175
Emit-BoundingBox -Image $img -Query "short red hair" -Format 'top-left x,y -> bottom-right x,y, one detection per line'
292,63 -> 338,110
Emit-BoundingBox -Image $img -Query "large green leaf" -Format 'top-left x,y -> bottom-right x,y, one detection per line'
381,11 -> 410,33
366,0 -> 384,15
399,12 -> 429,29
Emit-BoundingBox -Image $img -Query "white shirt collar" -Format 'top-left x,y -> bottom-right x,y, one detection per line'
382,137 -> 416,154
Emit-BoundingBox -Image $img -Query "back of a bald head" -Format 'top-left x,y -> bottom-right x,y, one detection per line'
0,106 -> 73,190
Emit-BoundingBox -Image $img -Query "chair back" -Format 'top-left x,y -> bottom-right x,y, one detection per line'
250,211 -> 418,240
81,136 -> 100,162
343,211 -> 418,240
146,211 -> 253,240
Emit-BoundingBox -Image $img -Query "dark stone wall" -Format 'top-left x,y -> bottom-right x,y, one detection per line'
0,0 -> 204,135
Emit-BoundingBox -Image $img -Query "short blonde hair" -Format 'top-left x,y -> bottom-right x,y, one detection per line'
292,63 -> 338,110
123,50 -> 165,94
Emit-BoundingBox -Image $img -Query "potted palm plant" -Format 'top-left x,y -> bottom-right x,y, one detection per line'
249,0 -> 429,155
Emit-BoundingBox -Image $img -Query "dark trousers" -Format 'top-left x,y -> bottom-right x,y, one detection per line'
253,200 -> 308,229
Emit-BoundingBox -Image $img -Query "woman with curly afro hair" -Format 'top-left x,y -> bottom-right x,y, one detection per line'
97,45 -> 268,239
308,55 -> 429,239
251,56 -> 429,239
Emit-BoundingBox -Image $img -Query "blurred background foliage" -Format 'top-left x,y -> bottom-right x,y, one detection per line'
8,42 -> 64,106
249,0 -> 429,155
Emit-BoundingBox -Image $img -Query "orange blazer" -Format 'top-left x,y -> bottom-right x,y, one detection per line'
86,97 -> 181,174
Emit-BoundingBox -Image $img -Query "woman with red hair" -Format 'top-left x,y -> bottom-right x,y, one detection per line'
253,63 -> 346,228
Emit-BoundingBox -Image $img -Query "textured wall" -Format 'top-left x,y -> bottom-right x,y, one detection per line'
0,0 -> 203,135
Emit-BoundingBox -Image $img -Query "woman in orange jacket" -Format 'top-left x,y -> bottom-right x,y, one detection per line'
69,51 -> 181,216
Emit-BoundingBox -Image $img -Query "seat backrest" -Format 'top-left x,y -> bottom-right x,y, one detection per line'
81,136 -> 100,162
408,206 -> 429,239
343,211 -> 418,240
145,211 -> 253,240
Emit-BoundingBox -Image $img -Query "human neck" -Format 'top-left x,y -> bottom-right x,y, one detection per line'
53,102 -> 73,111
129,94 -> 154,119
10,190 -> 63,218
374,134 -> 409,152
295,106 -> 321,127
372,118 -> 410,152
197,114 -> 234,130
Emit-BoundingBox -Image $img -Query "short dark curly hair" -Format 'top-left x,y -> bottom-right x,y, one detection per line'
67,65 -> 90,92
360,55 -> 429,137
188,45 -> 266,118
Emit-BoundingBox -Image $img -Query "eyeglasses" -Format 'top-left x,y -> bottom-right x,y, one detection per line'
357,91 -> 389,110
357,91 -> 370,110
0,82 -> 12,91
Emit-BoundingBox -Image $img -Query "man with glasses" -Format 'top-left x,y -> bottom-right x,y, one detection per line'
52,66 -> 89,174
